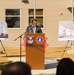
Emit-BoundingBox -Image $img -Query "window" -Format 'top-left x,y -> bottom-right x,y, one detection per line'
29,9 -> 43,27
5,9 -> 20,28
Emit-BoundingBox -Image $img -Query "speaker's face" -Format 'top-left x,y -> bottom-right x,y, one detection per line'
32,21 -> 37,26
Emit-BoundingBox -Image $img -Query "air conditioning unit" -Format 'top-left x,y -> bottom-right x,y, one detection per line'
22,0 -> 29,3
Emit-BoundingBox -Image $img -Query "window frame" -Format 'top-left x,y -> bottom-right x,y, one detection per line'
5,8 -> 21,29
28,8 -> 45,29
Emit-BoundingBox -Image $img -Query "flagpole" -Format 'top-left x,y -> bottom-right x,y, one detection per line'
68,0 -> 74,53
34,0 -> 36,19
72,0 -> 74,21
72,0 -> 73,51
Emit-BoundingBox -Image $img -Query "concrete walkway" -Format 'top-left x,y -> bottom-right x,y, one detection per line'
8,57 -> 58,75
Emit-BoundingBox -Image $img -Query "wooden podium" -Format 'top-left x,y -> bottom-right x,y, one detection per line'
26,33 -> 45,70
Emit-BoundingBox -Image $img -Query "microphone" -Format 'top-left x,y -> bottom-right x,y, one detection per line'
28,26 -> 33,30
27,26 -> 33,33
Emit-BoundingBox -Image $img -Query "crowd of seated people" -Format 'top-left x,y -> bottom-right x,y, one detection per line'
1,58 -> 74,75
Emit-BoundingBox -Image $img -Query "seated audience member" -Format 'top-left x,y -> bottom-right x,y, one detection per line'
1,61 -> 32,75
56,58 -> 74,75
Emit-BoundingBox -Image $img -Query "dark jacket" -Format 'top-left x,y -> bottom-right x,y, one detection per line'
26,25 -> 42,33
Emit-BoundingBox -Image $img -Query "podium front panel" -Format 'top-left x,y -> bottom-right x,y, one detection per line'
26,33 -> 45,70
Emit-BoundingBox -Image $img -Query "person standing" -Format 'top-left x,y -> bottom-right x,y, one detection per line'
25,19 -> 42,33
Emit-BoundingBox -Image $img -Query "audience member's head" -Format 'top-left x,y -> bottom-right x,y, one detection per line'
56,58 -> 74,75
1,61 -> 32,75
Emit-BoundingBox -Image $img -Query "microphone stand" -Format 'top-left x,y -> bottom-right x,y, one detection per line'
14,32 -> 26,61
61,40 -> 69,58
